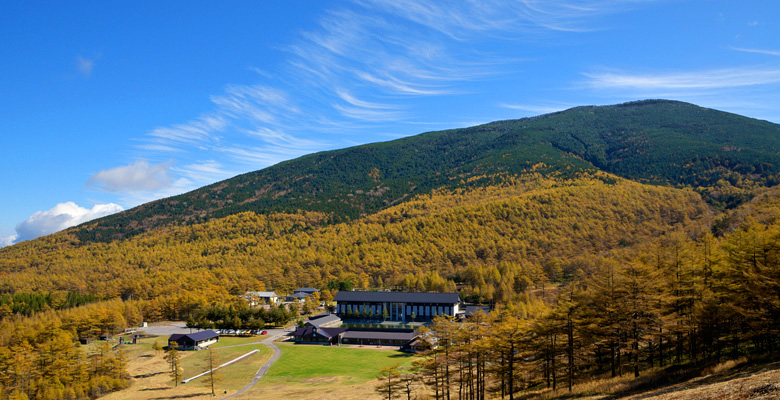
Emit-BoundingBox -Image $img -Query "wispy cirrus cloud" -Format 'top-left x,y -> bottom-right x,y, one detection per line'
113,0 -> 661,208
139,0 -> 656,160
147,115 -> 226,145
500,102 -> 575,116
173,160 -> 235,186
583,66 -> 780,90
730,47 -> 780,57
580,66 -> 780,122
359,0 -> 652,37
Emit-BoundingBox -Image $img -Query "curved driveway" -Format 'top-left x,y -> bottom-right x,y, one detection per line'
221,330 -> 285,399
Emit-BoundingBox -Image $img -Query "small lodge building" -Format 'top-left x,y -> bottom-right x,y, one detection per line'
341,328 -> 418,346
400,336 -> 434,353
305,313 -> 342,328
333,291 -> 460,322
291,326 -> 419,348
285,292 -> 309,303
294,288 -> 320,296
291,326 -> 347,345
168,330 -> 220,350
286,288 -> 320,303
244,291 -> 281,306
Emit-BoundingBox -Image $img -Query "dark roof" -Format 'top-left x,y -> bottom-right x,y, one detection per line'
318,327 -> 347,339
306,314 -> 341,328
286,292 -> 308,299
292,326 -> 346,340
294,287 -> 320,294
403,336 -> 433,348
168,329 -> 219,342
342,330 -> 418,341
334,291 -> 460,304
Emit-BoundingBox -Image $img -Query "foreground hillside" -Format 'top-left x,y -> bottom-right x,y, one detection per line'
621,362 -> 780,400
72,100 -> 780,242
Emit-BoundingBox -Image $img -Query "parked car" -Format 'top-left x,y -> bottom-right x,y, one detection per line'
261,330 -> 268,335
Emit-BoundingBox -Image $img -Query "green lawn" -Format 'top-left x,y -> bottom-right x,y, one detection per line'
178,337 -> 272,390
210,335 -> 264,348
263,342 -> 414,385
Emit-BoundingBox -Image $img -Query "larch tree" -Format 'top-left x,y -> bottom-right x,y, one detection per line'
164,342 -> 182,387
203,347 -> 222,397
375,363 -> 403,400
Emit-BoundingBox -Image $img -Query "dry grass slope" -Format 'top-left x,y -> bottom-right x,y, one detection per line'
522,358 -> 780,400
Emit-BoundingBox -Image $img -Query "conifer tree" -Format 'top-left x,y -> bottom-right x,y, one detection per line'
164,342 -> 182,387
203,347 -> 222,396
375,364 -> 403,400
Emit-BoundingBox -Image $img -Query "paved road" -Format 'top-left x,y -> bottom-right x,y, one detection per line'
221,329 -> 287,399
140,321 -> 191,336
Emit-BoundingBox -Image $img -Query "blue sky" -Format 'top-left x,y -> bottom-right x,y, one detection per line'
2,0 -> 779,246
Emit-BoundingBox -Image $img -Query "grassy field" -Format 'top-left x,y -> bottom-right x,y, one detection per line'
101,335 -> 272,400
99,332 -> 418,400
233,342 -> 415,399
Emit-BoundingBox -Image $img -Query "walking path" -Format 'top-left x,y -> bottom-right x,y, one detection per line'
182,349 -> 259,384
221,332 -> 284,399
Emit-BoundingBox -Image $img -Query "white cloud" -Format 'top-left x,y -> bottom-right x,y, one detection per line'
579,66 -> 780,122
125,0 -> 666,204
10,202 -> 124,244
730,47 -> 780,57
173,160 -> 235,188
583,67 -> 780,90
500,102 -> 573,116
358,0 -> 650,37
76,56 -> 95,78
148,115 -> 226,145
134,0 -> 655,161
1,235 -> 17,248
88,160 -> 174,193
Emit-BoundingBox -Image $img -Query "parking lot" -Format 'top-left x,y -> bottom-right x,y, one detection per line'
138,322 -> 291,339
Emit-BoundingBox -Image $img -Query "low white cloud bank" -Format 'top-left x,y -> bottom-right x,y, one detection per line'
88,160 -> 174,192
0,235 -> 16,248
7,202 -> 124,245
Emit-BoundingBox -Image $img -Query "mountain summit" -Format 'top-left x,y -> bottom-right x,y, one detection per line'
75,100 -> 780,242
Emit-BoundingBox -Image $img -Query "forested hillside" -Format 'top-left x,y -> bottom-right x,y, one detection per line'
402,185 -> 780,399
0,172 -> 709,305
1,100 -> 780,399
72,100 -> 780,242
3,173 -> 780,399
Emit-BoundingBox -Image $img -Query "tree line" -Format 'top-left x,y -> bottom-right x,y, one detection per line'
0,298 -> 138,399
381,221 -> 780,399
186,302 -> 297,331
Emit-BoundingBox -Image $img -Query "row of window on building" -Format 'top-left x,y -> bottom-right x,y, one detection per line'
338,303 -> 454,318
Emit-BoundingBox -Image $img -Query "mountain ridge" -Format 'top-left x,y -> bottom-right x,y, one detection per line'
49,99 -> 780,243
